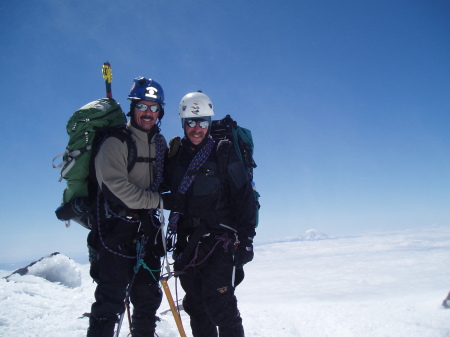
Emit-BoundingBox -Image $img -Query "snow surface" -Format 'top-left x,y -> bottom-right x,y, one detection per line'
1,226 -> 450,337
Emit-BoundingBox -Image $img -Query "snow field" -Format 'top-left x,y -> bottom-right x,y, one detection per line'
1,226 -> 450,336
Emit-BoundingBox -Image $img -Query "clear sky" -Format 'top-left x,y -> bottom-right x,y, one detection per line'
0,0 -> 449,263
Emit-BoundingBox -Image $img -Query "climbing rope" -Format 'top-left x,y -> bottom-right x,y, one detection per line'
182,233 -> 232,271
133,238 -> 160,283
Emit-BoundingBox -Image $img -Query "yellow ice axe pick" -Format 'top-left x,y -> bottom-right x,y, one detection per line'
102,62 -> 113,98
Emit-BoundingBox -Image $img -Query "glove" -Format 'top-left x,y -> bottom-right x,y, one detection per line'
234,235 -> 254,268
161,193 -> 185,214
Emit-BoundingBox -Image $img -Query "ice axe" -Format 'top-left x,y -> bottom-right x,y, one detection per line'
160,277 -> 187,337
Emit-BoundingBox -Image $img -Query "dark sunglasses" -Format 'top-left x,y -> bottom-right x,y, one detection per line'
135,103 -> 161,113
185,119 -> 210,129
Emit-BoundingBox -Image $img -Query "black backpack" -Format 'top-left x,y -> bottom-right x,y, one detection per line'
210,115 -> 260,226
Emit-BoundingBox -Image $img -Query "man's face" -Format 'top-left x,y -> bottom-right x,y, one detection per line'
133,100 -> 160,130
184,118 -> 210,146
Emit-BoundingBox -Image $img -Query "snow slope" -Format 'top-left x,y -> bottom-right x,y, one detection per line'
1,226 -> 450,337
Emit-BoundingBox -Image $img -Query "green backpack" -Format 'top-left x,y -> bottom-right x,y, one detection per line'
53,98 -> 127,227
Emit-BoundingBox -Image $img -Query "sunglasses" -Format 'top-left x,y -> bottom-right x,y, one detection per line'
185,119 -> 210,129
135,103 -> 161,113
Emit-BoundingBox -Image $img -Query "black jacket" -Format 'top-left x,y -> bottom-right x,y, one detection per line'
163,137 -> 256,239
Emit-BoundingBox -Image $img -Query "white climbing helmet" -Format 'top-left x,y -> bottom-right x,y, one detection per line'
179,91 -> 214,119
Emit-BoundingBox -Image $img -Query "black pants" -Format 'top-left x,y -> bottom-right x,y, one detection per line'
176,233 -> 245,337
88,219 -> 163,337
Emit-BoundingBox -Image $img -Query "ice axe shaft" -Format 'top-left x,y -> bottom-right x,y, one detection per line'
160,278 -> 187,337
114,299 -> 132,337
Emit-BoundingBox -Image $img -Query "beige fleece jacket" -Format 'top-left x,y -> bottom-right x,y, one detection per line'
95,121 -> 167,210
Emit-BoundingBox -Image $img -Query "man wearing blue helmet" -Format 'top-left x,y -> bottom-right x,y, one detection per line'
87,77 -> 167,337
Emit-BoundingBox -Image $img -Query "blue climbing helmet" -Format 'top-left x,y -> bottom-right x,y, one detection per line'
128,77 -> 165,119
128,77 -> 164,103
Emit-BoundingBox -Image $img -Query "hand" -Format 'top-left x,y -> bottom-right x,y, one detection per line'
161,193 -> 185,214
234,235 -> 254,268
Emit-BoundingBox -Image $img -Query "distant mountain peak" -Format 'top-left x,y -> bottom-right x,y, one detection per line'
289,229 -> 333,241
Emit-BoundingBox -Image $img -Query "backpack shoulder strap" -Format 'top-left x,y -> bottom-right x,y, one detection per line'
216,139 -> 232,176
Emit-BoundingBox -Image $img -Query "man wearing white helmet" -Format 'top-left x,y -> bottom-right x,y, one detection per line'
163,91 -> 257,337
87,77 -> 167,337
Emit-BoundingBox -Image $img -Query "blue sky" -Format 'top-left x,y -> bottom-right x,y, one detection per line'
0,0 -> 449,263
